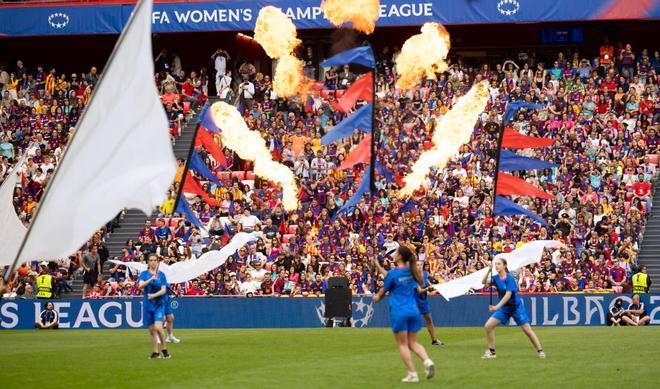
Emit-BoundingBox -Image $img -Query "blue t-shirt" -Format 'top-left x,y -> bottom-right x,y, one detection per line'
154,226 -> 172,241
139,270 -> 168,312
491,273 -> 522,308
383,267 -> 420,317
414,271 -> 429,303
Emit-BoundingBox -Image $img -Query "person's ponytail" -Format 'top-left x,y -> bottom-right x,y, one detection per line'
398,245 -> 423,286
409,251 -> 423,286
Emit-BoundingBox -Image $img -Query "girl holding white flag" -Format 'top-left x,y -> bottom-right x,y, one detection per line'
481,258 -> 545,359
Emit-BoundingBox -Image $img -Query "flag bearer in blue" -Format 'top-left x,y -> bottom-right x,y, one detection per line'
138,255 -> 170,359
481,257 -> 544,359
374,245 -> 435,383
415,263 -> 443,346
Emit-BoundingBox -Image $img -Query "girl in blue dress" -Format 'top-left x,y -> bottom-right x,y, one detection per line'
374,245 -> 435,382
481,257 -> 545,359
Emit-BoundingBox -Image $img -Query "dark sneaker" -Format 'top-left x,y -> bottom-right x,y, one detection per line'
162,350 -> 171,359
432,340 -> 445,346
149,352 -> 161,359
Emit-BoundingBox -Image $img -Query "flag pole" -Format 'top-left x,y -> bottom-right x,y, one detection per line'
368,43 -> 379,280
171,106 -> 205,215
3,0 -> 150,283
489,123 -> 506,305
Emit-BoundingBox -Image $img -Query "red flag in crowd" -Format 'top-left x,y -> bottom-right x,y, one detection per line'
338,72 -> 373,112
339,134 -> 372,170
501,127 -> 555,149
496,172 -> 554,200
196,126 -> 227,168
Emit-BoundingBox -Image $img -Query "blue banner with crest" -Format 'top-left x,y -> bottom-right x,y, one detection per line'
0,0 -> 658,37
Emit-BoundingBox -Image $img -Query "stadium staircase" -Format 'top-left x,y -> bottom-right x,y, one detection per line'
638,178 -> 660,293
70,102 -> 209,297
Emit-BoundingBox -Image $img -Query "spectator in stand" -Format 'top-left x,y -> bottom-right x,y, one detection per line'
212,49 -> 230,93
608,260 -> 627,293
185,280 -> 206,296
217,70 -> 233,102
632,172 -> 652,213
81,246 -> 101,299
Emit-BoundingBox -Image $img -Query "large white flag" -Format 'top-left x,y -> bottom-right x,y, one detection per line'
433,240 -> 566,300
108,232 -> 259,283
15,0 -> 176,263
0,153 -> 29,268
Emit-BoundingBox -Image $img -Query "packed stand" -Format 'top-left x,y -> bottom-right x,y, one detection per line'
95,43 -> 660,298
0,56 -> 205,299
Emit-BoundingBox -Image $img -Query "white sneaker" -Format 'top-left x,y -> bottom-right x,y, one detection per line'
168,335 -> 181,344
423,359 -> 435,380
401,372 -> 419,383
538,351 -> 546,359
481,350 -> 496,359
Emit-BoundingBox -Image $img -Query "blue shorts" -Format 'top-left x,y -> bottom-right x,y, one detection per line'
391,314 -> 423,333
144,306 -> 165,327
491,303 -> 530,326
164,301 -> 173,316
416,300 -> 431,316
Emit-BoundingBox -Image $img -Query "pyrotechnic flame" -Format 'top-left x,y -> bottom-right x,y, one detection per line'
254,6 -> 301,59
321,0 -> 380,34
399,81 -> 490,197
210,102 -> 299,211
254,6 -> 307,98
395,23 -> 451,90
273,55 -> 307,98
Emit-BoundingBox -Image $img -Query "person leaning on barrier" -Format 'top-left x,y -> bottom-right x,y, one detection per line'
632,266 -> 651,294
35,301 -> 59,330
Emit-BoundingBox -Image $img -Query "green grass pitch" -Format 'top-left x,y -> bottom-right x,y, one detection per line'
1,327 -> 658,388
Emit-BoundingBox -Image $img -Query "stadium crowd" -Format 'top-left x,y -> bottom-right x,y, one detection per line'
1,41 -> 659,299
0,59 -> 196,298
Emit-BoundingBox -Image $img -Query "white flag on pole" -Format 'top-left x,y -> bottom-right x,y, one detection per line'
16,0 -> 176,263
109,232 -> 259,283
433,240 -> 566,300
0,153 -> 29,268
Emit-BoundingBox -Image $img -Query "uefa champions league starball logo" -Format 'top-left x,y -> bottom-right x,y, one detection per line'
48,12 -> 70,29
315,298 -> 375,327
497,0 -> 520,16
170,300 -> 179,310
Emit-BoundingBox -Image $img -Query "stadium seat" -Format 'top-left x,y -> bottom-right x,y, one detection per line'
649,154 -> 658,165
282,234 -> 295,243
183,101 -> 191,115
626,192 -> 633,201
335,89 -> 345,98
320,90 -> 332,99
246,171 -> 255,180
288,225 -> 298,234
